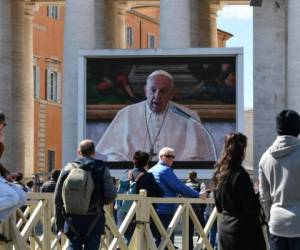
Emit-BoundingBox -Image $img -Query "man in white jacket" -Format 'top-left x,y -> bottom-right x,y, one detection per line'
259,109 -> 300,250
96,70 -> 216,162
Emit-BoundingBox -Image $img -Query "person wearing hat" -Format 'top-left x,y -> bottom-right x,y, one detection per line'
259,109 -> 300,250
148,147 -> 206,246
95,69 -> 216,162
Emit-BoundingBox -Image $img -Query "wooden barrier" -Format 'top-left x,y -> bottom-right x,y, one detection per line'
0,192 -> 219,250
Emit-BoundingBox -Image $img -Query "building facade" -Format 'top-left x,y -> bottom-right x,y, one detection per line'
4,0 -> 298,179
33,5 -> 64,175
29,2 -> 233,177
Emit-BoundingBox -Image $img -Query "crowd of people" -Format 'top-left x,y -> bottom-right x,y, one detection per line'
1,76 -> 300,249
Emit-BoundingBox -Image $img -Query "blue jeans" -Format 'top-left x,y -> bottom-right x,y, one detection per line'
67,233 -> 101,250
269,234 -> 300,250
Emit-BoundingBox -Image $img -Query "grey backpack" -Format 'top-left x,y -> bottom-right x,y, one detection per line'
62,163 -> 94,215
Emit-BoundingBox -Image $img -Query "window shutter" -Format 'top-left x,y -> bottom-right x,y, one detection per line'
46,69 -> 51,101
56,6 -> 60,20
36,66 -> 40,98
57,72 -> 62,103
53,72 -> 57,102
147,33 -> 150,48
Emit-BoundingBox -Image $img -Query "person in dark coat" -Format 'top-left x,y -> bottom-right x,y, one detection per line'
123,150 -> 164,245
212,132 -> 266,250
54,139 -> 117,250
40,169 -> 61,193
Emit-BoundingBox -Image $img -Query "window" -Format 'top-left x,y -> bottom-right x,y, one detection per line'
47,150 -> 55,173
33,65 -> 40,98
126,26 -> 134,47
46,69 -> 61,102
47,5 -> 59,20
147,34 -> 156,48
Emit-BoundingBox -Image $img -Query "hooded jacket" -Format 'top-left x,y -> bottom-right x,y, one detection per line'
259,135 -> 300,237
54,157 -> 117,235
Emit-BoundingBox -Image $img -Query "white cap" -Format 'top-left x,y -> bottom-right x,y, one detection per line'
147,70 -> 173,82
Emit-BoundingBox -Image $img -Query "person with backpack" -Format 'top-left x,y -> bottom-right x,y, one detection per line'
54,139 -> 117,250
121,151 -> 164,245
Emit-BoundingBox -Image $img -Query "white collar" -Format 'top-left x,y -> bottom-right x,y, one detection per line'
145,101 -> 169,119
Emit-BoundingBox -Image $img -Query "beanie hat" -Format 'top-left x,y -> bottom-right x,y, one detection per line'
276,109 -> 300,136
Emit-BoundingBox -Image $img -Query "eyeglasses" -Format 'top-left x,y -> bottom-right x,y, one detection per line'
164,155 -> 175,159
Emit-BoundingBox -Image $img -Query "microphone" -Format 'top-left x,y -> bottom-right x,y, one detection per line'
171,106 -> 192,120
171,105 -> 217,160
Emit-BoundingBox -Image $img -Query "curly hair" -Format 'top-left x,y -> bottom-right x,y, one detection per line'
212,132 -> 247,189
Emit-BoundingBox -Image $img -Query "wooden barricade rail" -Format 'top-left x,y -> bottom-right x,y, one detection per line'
0,191 -> 219,250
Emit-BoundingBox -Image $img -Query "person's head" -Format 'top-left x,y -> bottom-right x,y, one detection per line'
0,163 -> 9,177
133,151 -> 149,170
0,111 -> 6,131
276,109 -> 300,137
145,70 -> 175,113
187,171 -> 197,182
51,169 -> 61,181
15,172 -> 23,182
159,147 -> 175,166
77,139 -> 95,157
212,132 -> 247,188
26,180 -> 34,188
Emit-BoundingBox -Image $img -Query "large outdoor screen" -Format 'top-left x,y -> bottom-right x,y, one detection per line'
78,48 -> 243,178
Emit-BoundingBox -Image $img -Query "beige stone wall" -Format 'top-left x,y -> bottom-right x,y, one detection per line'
243,109 -> 253,174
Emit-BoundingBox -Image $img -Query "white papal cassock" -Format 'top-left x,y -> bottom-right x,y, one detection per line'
96,101 -> 216,161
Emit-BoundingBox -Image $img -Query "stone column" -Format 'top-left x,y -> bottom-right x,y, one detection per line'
115,1 -> 127,49
95,0 -> 115,48
63,0 -> 113,166
9,0 -> 34,175
253,0 -> 287,175
104,1 -> 117,48
209,6 -> 219,48
0,0 -> 12,167
160,0 -> 191,48
23,4 -> 35,177
287,0 -> 300,111
190,0 -> 218,48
